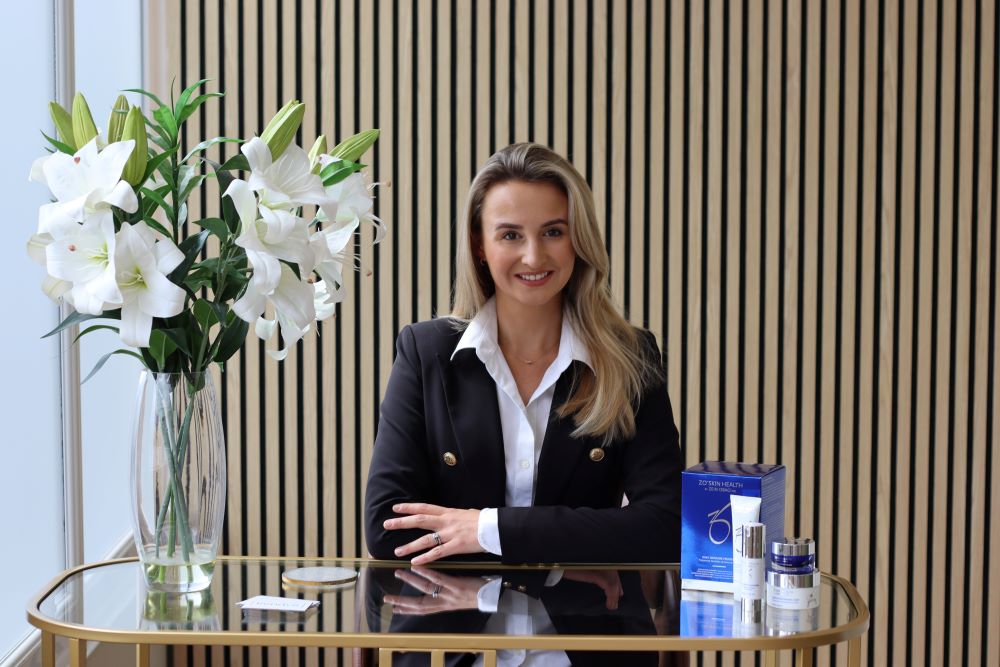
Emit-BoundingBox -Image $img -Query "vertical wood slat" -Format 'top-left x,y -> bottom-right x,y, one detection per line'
141,2 -> 1000,665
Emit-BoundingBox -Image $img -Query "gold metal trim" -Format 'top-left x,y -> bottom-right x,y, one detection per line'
27,556 -> 870,653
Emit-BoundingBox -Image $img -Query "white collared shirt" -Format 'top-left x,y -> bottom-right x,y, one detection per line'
450,297 -> 592,555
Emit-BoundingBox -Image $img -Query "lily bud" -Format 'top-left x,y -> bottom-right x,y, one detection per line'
107,95 -> 130,143
48,101 -> 75,150
260,99 -> 305,159
121,106 -> 148,186
330,129 -> 380,163
71,92 -> 99,147
308,134 -> 327,173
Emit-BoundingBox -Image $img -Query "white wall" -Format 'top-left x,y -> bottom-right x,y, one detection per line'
0,0 -> 143,661
0,0 -> 67,659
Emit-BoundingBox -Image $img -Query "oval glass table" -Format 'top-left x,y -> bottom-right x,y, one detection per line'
27,557 -> 868,666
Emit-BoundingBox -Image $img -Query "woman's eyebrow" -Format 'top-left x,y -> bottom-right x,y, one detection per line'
493,219 -> 568,230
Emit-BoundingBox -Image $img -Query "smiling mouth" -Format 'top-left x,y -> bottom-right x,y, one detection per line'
516,271 -> 553,283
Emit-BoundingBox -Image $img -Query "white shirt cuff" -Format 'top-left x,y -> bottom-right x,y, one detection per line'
477,507 -> 502,555
476,577 -> 502,613
544,569 -> 564,587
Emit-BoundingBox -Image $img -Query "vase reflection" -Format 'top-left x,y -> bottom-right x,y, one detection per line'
139,585 -> 220,632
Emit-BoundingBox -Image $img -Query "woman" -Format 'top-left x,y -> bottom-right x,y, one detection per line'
364,143 -> 682,565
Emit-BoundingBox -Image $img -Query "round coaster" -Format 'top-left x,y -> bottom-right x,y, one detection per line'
281,566 -> 358,588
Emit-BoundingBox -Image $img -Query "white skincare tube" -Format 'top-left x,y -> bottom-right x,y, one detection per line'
730,495 -> 762,601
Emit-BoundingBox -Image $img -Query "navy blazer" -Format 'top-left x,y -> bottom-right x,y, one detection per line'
364,318 -> 683,564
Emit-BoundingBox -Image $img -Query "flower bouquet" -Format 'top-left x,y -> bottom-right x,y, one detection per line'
27,80 -> 383,590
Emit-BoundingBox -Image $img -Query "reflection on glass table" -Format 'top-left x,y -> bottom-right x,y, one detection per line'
28,557 -> 868,667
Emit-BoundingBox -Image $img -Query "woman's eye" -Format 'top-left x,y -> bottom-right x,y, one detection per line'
544,228 -> 564,237
501,231 -> 518,241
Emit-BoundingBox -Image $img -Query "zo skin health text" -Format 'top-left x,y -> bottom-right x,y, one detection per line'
680,462 -> 787,592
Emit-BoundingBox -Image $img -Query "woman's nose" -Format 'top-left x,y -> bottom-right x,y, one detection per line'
522,239 -> 544,267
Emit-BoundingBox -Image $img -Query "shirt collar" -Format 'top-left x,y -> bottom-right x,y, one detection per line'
451,297 -> 593,372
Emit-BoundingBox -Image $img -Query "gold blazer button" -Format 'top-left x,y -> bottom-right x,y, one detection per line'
443,452 -> 458,466
589,448 -> 605,462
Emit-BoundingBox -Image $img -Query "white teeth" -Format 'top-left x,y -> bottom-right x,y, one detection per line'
518,272 -> 550,281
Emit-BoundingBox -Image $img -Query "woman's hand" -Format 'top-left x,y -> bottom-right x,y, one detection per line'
562,569 -> 624,610
383,567 -> 483,615
383,503 -> 484,564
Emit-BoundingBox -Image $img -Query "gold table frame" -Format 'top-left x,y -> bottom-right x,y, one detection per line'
27,557 -> 869,667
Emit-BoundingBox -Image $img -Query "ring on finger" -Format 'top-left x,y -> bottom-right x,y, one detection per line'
431,584 -> 443,598
430,532 -> 442,547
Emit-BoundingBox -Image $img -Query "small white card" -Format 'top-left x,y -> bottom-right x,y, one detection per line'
236,595 -> 319,613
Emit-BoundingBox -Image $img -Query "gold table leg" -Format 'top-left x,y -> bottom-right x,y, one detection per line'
482,649 -> 497,667
763,650 -> 779,667
848,637 -> 862,667
69,638 -> 86,667
41,632 -> 55,667
136,643 -> 150,667
795,648 -> 814,667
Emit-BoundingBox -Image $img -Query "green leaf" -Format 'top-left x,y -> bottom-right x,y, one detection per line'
82,349 -> 144,384
43,309 -> 121,339
139,186 -> 175,221
177,92 -> 224,125
147,329 -> 178,369
195,216 -> 229,240
193,298 -> 221,334
177,202 -> 188,227
204,158 -> 241,231
153,106 -> 177,141
220,153 -> 250,172
159,327 -> 192,356
174,78 -> 211,118
182,136 -> 242,163
122,87 -> 167,109
320,159 -> 365,186
179,172 -> 206,204
40,130 -> 75,156
72,324 -> 120,344
140,215 -> 173,239
142,150 -> 175,185
213,317 -> 250,363
167,229 -> 210,283
148,132 -> 174,152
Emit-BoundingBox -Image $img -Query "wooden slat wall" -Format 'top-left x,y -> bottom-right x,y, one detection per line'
146,1 -> 999,665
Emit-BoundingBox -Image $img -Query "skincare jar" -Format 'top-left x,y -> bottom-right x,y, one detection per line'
766,570 -> 821,610
770,538 -> 815,574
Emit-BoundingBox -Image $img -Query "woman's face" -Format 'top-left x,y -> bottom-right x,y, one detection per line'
477,180 -> 576,312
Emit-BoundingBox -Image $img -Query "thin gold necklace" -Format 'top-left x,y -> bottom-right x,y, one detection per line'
506,342 -> 558,365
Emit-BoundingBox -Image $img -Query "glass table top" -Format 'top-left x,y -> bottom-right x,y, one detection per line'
33,557 -> 860,645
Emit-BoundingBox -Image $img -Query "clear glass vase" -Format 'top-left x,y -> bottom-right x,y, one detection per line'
130,371 -> 226,592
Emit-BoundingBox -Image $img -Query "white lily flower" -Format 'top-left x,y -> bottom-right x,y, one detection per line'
317,167 -> 385,242
30,138 -> 138,224
313,280 -> 340,321
308,219 -> 357,302
225,179 -> 313,295
114,222 -> 186,348
43,210 -> 122,315
27,232 -> 74,304
236,263 -> 316,361
241,136 -> 327,209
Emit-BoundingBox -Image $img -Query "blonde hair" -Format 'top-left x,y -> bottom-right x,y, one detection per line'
451,142 -> 662,445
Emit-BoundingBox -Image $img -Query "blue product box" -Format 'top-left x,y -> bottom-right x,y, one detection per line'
680,461 -> 786,593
